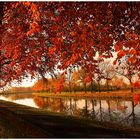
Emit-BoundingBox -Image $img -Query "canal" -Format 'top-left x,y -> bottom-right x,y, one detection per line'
0,93 -> 140,128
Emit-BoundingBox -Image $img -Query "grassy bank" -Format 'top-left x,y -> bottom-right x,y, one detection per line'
32,90 -> 140,100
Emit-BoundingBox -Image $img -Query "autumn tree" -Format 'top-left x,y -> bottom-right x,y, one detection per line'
115,61 -> 139,92
64,67 -> 92,92
114,30 -> 140,92
0,2 -> 58,87
65,68 -> 73,93
109,76 -> 128,90
93,57 -> 105,92
0,2 -> 140,89
33,78 -> 48,92
99,60 -> 115,91
70,69 -> 81,91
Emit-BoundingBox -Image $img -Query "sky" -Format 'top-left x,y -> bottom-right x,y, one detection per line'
12,77 -> 37,87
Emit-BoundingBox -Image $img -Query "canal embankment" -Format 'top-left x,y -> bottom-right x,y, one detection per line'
0,100 -> 140,138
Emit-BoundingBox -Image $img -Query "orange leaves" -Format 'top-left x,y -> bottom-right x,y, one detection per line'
30,3 -> 37,12
11,2 -> 19,8
70,31 -> 76,37
2,2 -> 140,89
117,50 -> 126,58
18,2 -> 41,36
81,33 -> 86,40
133,94 -> 139,106
28,3 -> 40,21
129,48 -> 137,55
98,55 -> 103,60
138,73 -> 140,78
61,51 -> 66,58
26,22 -> 40,36
113,60 -> 117,65
114,42 -> 122,52
88,23 -> 93,29
128,57 -> 136,63
26,30 -> 34,36
50,38 -> 63,48
84,75 -> 92,83
133,81 -> 140,88
115,31 -> 139,70
22,2 -> 31,7
51,25 -> 60,31
52,77 -> 65,94
48,47 -> 56,55
124,40 -> 138,48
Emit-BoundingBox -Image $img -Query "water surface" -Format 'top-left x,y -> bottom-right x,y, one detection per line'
0,93 -> 140,128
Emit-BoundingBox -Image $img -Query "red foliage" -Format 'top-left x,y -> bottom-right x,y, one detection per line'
128,57 -> 136,63
133,81 -> 140,88
0,2 -> 140,87
54,78 -> 65,94
84,75 -> 92,83
114,42 -> 122,52
117,50 -> 126,58
133,94 -> 139,106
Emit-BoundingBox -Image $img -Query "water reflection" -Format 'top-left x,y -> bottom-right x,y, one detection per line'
0,94 -> 38,108
0,93 -> 140,128
33,96 -> 140,128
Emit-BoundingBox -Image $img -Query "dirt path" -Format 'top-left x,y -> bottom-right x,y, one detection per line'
0,100 -> 140,138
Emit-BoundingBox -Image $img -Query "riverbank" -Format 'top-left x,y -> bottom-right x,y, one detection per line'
33,90 -> 140,100
1,89 -> 140,100
0,99 -> 140,138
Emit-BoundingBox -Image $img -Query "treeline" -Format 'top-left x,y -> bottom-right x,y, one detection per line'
32,68 -> 130,93
2,87 -> 32,94
32,58 -> 140,93
3,59 -> 140,94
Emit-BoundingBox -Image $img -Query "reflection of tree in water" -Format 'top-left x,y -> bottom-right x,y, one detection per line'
105,100 -> 128,123
34,97 -> 83,116
80,99 -> 91,119
4,93 -> 33,101
33,96 -> 67,112
78,99 -> 137,128
92,99 -> 139,128
64,98 -> 81,116
95,100 -> 111,122
101,100 -> 132,126
62,98 -> 92,118
119,100 -> 140,128
33,96 -> 140,128
85,100 -> 108,122
89,100 -> 96,120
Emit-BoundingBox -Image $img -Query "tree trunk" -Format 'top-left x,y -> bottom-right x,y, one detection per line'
91,80 -> 94,93
106,79 -> 109,92
84,83 -> 87,93
85,99 -> 88,117
99,100 -> 102,122
69,98 -> 72,115
98,82 -> 101,92
107,100 -> 111,121
91,100 -> 95,119
74,99 -> 77,111
69,80 -> 72,93
129,79 -> 134,93
132,101 -> 135,127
